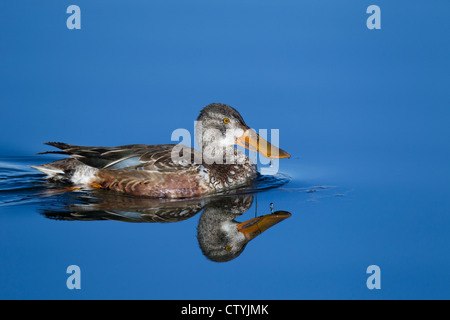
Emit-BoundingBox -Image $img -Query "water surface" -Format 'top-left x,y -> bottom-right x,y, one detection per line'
0,155 -> 349,299
2,152 -> 449,300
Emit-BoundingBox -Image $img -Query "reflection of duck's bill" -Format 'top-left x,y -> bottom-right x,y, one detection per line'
235,127 -> 291,159
236,211 -> 291,241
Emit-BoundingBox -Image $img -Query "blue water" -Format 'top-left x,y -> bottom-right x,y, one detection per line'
1,0 -> 450,299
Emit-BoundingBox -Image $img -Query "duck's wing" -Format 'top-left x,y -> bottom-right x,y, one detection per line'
38,142 -> 197,172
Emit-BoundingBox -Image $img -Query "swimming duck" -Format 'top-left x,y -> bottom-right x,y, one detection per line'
32,103 -> 290,198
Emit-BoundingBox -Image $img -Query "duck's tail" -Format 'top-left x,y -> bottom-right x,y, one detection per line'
36,142 -> 73,156
31,158 -> 98,184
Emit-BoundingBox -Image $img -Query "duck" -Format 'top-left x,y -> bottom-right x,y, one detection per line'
32,103 -> 290,198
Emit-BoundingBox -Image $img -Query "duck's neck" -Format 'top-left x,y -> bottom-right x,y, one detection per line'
201,144 -> 250,165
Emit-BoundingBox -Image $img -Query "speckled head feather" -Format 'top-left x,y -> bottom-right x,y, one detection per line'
197,103 -> 248,128
195,103 -> 251,159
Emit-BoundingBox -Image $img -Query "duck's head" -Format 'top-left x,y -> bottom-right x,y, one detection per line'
196,103 -> 290,159
198,205 -> 292,263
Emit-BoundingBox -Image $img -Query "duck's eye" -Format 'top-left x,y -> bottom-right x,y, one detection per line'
225,246 -> 232,251
223,118 -> 230,124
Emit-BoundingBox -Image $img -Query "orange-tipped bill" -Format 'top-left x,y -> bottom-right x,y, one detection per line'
236,128 -> 290,159
236,211 -> 291,241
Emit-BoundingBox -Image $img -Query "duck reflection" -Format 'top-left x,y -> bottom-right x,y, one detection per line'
40,190 -> 291,262
197,196 -> 291,262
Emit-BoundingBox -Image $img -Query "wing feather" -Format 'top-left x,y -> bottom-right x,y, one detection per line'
37,142 -> 201,172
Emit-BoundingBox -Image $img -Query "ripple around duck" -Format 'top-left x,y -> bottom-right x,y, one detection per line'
0,157 -> 292,208
226,172 -> 291,195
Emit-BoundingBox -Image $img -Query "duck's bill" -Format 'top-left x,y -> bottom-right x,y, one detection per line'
236,211 -> 292,241
236,128 -> 290,159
